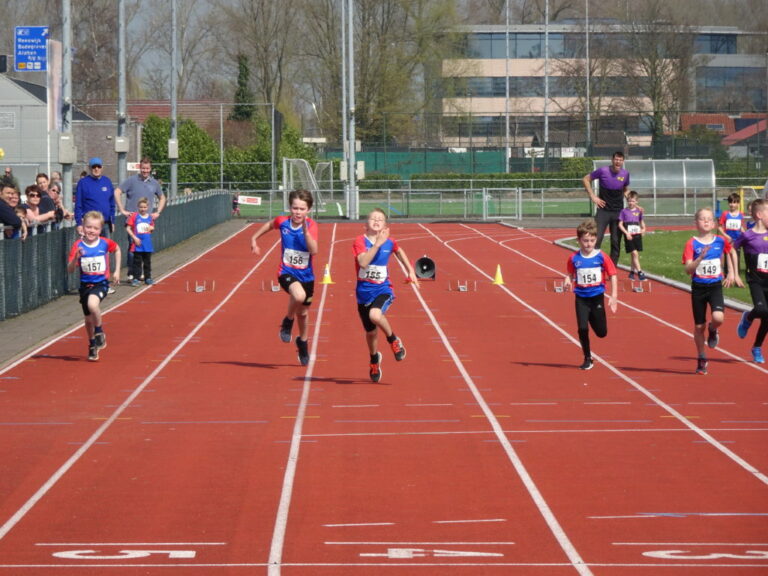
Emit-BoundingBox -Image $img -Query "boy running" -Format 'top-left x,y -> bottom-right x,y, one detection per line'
734,199 -> 768,364
564,218 -> 618,371
353,209 -> 419,382
250,189 -> 318,366
719,192 -> 746,276
67,210 -> 121,361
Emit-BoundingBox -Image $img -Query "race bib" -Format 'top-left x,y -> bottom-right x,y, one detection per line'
757,253 -> 768,273
576,266 -> 602,286
627,224 -> 641,235
359,264 -> 387,283
283,248 -> 310,269
136,222 -> 152,234
696,258 -> 721,278
725,219 -> 741,231
81,255 -> 107,274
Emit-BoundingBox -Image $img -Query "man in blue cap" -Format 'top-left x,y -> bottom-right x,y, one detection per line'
75,158 -> 116,238
75,158 -> 117,292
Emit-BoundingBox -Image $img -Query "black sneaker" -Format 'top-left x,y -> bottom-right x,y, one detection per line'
296,337 -> 309,366
369,352 -> 383,383
279,317 -> 294,343
94,331 -> 107,350
579,357 -> 594,370
390,337 -> 406,361
707,325 -> 719,349
696,357 -> 708,375
88,345 -> 99,362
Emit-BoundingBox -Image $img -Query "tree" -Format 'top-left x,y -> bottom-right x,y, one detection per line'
230,54 -> 255,122
618,0 -> 700,143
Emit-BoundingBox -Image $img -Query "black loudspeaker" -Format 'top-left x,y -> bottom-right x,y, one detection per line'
415,256 -> 436,280
0,56 -> 7,74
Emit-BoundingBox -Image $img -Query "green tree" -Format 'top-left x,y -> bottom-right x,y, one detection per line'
230,53 -> 255,121
142,115 -> 220,187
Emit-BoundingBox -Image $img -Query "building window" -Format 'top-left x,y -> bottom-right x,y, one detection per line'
697,66 -> 765,110
694,34 -> 736,54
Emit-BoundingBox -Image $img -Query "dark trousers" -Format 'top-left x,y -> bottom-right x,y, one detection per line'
131,252 -> 152,280
575,294 -> 608,359
595,208 -> 621,265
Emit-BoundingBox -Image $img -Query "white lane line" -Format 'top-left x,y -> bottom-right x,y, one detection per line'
461,223 -> 768,486
433,519 -> 507,524
411,223 -> 594,576
0,235 -> 279,543
323,523 -> 395,528
0,224 -> 253,376
268,223 -> 337,576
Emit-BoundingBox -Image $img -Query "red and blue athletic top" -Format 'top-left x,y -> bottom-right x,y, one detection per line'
126,212 -> 155,253
719,211 -> 745,242
733,228 -> 768,287
273,215 -> 317,282
567,248 -> 616,298
682,235 -> 732,285
353,234 -> 399,305
68,237 -> 119,284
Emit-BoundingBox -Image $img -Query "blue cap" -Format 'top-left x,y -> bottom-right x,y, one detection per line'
89,157 -> 103,167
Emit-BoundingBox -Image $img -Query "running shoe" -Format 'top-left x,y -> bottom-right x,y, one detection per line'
145,278 -> 154,285
107,286 -> 116,295
94,331 -> 107,350
131,279 -> 141,287
707,325 -> 719,349
696,357 -> 708,375
369,352 -> 383,382
628,271 -> 636,280
279,317 -> 294,343
737,311 -> 752,339
390,337 -> 406,361
296,337 -> 310,366
579,357 -> 594,371
752,347 -> 765,364
637,271 -> 647,281
88,345 -> 99,362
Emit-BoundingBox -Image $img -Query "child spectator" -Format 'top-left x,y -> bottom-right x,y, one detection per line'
66,211 -> 121,361
125,197 -> 156,286
563,218 -> 618,370
250,189 -> 318,366
682,207 -> 738,375
734,199 -> 768,364
618,190 -> 647,280
353,208 -> 419,382
232,193 -> 240,216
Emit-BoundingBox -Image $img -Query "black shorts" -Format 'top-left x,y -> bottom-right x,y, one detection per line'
624,235 -> 643,253
691,282 -> 725,325
78,281 -> 109,315
357,293 -> 393,332
278,274 -> 315,306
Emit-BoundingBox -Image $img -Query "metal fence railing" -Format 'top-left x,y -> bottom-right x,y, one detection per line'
0,191 -> 231,321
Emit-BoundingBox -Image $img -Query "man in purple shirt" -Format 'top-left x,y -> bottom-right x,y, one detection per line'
582,151 -> 630,265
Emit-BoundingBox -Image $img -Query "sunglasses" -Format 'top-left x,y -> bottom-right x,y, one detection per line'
27,193 -> 40,198
91,165 -> 102,169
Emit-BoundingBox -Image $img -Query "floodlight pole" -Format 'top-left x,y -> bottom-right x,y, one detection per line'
585,0 -> 591,154
504,0 -> 510,173
61,0 -> 73,212
117,0 -> 127,184
170,0 -> 178,198
346,0 -> 358,219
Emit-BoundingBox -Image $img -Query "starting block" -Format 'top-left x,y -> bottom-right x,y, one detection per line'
260,280 -> 281,292
448,280 -> 477,292
545,279 -> 568,293
622,279 -> 652,293
186,280 -> 215,293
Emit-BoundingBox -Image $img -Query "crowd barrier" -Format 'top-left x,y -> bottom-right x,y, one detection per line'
0,191 -> 231,321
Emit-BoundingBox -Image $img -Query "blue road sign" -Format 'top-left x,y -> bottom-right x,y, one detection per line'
14,26 -> 49,72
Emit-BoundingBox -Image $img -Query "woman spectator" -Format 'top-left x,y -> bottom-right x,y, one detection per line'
23,184 -> 56,235
48,181 -> 72,228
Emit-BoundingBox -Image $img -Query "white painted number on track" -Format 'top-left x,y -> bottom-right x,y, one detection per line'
52,549 -> 196,560
643,549 -> 768,560
360,548 -> 503,559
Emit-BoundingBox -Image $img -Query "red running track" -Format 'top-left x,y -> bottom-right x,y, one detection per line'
0,222 -> 766,575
